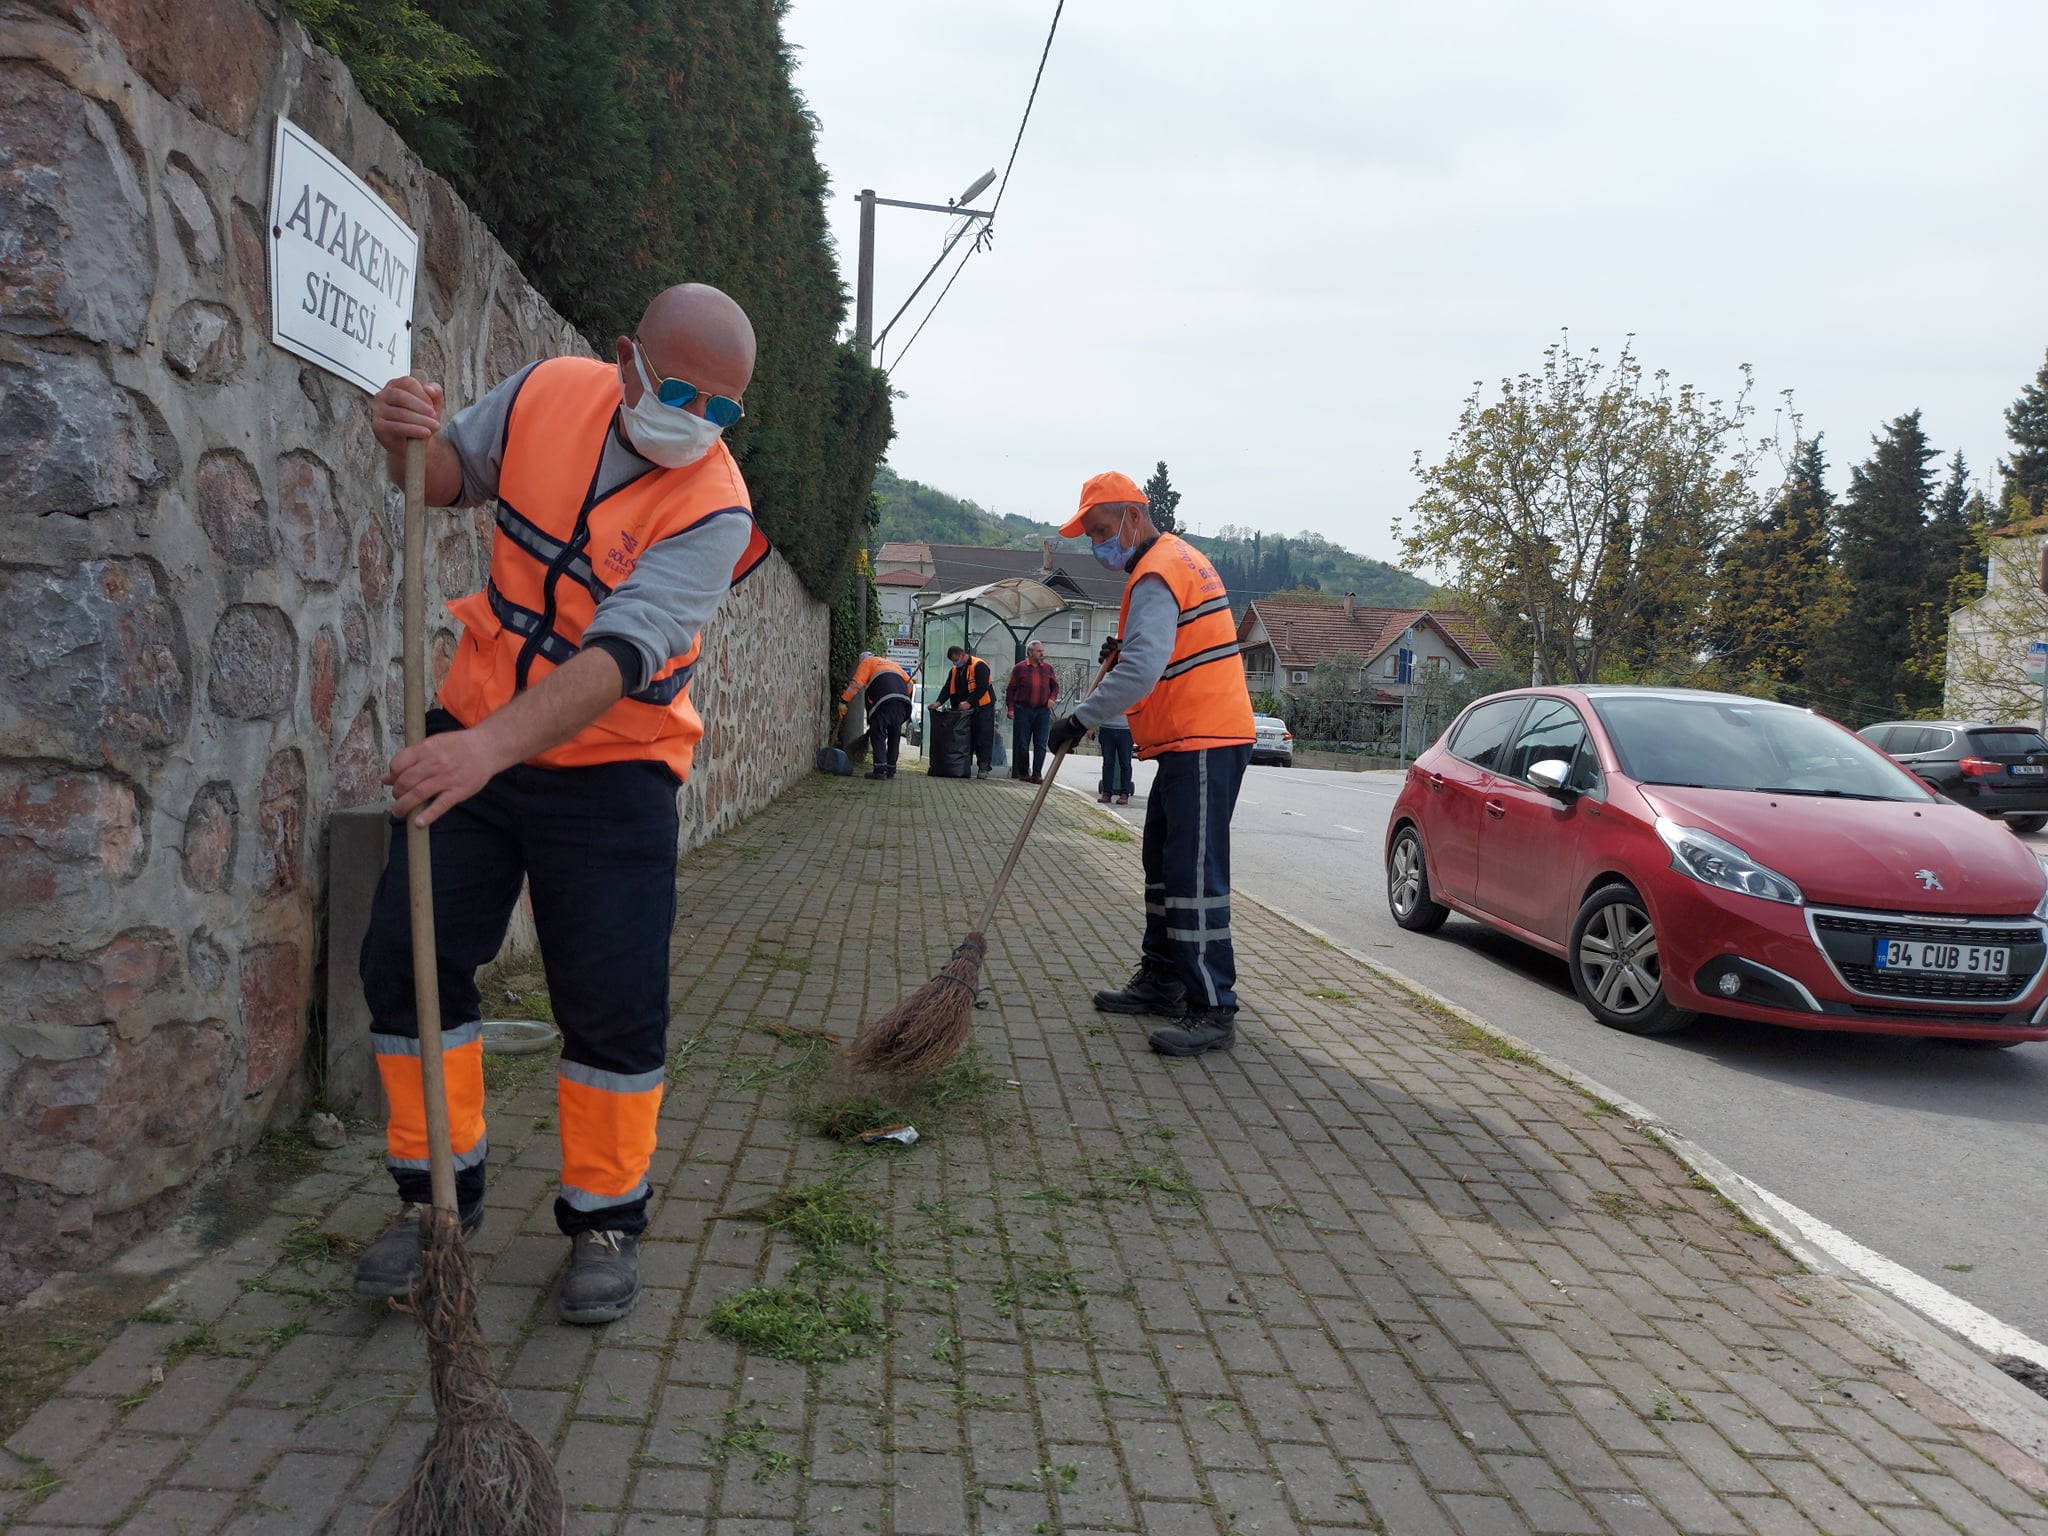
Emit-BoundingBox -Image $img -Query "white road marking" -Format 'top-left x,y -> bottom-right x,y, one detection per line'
1337,825 -> 1367,836
1245,895 -> 2048,1381
1731,1176 -> 2048,1370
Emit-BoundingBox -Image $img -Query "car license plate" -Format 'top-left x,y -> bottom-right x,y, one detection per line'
1874,940 -> 2009,975
2014,765 -> 2045,775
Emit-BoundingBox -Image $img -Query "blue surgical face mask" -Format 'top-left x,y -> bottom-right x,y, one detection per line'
1091,509 -> 1137,571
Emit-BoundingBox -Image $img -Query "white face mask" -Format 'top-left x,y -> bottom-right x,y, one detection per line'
620,346 -> 725,468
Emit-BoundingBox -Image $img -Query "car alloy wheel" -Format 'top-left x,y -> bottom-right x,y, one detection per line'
1569,885 -> 1695,1036
1386,827 -> 1449,934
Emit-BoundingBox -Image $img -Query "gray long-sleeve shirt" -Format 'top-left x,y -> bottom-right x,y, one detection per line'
441,362 -> 754,692
1074,575 -> 1177,729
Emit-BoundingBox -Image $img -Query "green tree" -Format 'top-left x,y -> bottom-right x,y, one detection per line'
284,0 -> 489,124
2002,350 -> 2048,520
1807,412 -> 1940,719
1399,335 -> 1767,684
1143,460 -> 1181,533
1707,437 -> 1840,691
304,0 -> 894,600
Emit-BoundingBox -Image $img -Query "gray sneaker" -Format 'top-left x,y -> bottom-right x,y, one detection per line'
553,1230 -> 641,1324
353,1202 -> 484,1300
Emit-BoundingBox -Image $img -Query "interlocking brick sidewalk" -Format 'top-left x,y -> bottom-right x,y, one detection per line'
6,767 -> 2048,1535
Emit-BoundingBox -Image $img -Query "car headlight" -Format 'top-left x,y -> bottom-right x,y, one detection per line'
1655,817 -> 1803,905
2033,859 -> 2048,921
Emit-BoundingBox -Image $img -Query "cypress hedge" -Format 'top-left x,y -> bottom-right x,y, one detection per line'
291,0 -> 893,600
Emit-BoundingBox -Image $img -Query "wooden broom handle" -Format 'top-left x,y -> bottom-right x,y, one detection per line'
401,437 -> 458,1216
973,655 -> 1116,935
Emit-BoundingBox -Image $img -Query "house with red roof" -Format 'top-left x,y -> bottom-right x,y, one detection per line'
1237,595 -> 1502,704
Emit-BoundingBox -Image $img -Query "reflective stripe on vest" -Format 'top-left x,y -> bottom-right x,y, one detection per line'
1117,534 -> 1256,759
436,357 -> 770,779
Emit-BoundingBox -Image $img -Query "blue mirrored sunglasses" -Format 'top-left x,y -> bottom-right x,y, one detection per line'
636,337 -> 745,427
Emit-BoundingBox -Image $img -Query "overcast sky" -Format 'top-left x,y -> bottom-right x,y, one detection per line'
781,1 -> 2048,571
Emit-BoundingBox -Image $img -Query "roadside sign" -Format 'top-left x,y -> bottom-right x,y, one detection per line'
2025,641 -> 2048,683
267,118 -> 419,394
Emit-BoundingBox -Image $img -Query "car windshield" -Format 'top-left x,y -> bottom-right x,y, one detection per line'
1970,729 -> 2048,756
1590,695 -> 1929,800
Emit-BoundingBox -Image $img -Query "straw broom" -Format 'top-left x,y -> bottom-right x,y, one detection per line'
372,438 -> 565,1536
849,659 -> 1114,1076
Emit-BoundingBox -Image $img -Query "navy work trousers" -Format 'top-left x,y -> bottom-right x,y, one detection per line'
969,704 -> 996,770
1140,744 -> 1251,1011
359,711 -> 679,1236
869,699 -> 910,771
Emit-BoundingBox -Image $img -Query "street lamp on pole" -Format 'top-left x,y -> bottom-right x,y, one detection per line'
855,169 -> 996,362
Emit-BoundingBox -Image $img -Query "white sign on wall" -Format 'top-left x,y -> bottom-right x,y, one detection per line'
266,118 -> 418,395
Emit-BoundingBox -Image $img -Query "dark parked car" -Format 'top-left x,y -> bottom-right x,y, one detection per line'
1856,721 -> 2048,834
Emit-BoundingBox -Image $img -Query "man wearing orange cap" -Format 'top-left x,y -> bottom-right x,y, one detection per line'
1047,472 -> 1255,1055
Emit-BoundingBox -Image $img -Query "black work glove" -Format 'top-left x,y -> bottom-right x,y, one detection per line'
1048,713 -> 1088,755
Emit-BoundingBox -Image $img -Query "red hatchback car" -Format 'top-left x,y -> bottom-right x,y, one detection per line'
1385,687 -> 2048,1043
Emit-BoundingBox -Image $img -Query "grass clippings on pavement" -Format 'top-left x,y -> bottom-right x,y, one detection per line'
705,1285 -> 887,1364
721,1174 -> 883,1279
794,1048 -> 1010,1143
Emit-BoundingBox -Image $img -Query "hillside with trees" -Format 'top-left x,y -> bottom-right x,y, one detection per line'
873,464 -> 1436,608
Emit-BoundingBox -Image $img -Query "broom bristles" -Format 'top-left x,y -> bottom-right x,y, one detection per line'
371,1209 -> 565,1536
847,933 -> 986,1076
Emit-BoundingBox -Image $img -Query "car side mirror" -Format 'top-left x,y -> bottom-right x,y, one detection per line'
1527,759 -> 1574,797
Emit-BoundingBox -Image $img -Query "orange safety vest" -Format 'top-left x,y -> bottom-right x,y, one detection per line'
437,356 -> 769,779
841,654 -> 911,705
1118,534 -> 1255,759
944,654 -> 994,707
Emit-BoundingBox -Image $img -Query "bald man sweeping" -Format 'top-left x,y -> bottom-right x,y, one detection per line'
353,284 -> 768,1323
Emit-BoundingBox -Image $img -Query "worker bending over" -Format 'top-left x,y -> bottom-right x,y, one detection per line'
840,650 -> 913,780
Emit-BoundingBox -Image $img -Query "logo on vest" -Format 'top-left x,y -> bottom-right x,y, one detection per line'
602,529 -> 641,583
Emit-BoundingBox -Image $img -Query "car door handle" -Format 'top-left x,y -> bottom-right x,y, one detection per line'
1485,799 -> 1506,819
1425,771 -> 1444,792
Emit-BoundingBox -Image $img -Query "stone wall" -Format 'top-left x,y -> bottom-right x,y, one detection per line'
0,0 -> 829,1301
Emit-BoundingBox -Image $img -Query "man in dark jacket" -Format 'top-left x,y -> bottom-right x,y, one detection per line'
936,645 -> 996,778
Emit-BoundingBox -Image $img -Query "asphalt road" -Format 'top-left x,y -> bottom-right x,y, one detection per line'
1082,758 -> 2048,1346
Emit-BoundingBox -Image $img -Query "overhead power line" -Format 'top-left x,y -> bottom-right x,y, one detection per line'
890,0 -> 1063,371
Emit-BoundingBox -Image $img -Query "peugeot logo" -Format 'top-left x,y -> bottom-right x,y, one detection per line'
1915,869 -> 1944,892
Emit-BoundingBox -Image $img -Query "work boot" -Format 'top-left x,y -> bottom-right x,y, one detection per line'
865,767 -> 887,780
554,1230 -> 641,1324
353,1202 -> 484,1300
1149,1007 -> 1237,1057
1093,961 -> 1187,1016
976,764 -> 992,778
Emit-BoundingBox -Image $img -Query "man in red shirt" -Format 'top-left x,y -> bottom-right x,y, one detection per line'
1004,640 -> 1060,783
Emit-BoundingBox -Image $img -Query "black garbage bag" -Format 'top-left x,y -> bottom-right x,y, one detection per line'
927,708 -> 974,779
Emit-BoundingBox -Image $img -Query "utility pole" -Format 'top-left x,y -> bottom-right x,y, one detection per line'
853,170 -> 996,363
855,189 -> 876,353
